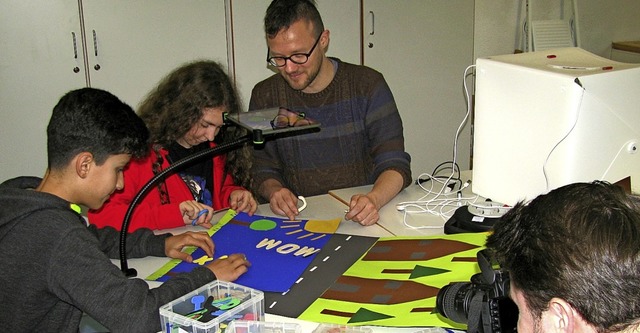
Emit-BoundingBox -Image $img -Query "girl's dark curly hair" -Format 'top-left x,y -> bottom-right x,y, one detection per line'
137,60 -> 253,189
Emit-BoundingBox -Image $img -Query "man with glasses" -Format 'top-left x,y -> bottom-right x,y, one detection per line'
249,0 -> 412,226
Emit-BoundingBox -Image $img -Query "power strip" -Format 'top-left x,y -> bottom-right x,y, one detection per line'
444,205 -> 501,234
468,202 -> 510,218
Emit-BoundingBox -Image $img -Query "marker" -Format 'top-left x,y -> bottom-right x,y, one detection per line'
191,209 -> 208,226
328,191 -> 350,214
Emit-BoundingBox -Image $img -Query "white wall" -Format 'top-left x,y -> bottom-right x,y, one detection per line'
2,0 -> 639,183
577,0 -> 640,57
474,0 -> 640,60
231,0 -> 640,111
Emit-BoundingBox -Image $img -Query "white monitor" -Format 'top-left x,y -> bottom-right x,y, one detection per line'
472,47 -> 640,205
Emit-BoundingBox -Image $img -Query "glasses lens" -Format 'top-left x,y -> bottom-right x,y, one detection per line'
268,55 -> 309,67
268,57 -> 286,67
272,115 -> 290,128
289,54 -> 309,65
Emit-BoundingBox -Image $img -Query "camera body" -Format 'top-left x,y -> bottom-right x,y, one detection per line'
436,250 -> 518,333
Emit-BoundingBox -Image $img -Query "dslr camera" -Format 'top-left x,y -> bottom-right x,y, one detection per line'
436,249 -> 518,333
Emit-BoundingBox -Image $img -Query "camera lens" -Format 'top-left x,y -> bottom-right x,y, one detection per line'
436,282 -> 474,324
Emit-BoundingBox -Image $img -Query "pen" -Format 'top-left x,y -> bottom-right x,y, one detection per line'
328,192 -> 350,213
191,209 -> 208,226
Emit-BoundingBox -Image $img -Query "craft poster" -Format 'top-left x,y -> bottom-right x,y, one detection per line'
298,232 -> 489,329
147,210 -> 341,292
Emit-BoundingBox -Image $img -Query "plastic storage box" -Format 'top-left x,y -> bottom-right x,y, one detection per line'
225,320 -> 302,333
160,281 -> 265,333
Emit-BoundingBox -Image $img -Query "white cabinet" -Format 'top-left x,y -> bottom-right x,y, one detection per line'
80,1 -> 228,108
1,1 -> 85,182
228,0 -> 360,110
363,0 -> 475,178
0,0 -> 228,182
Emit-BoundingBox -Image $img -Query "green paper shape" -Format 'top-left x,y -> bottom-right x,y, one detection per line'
410,265 -> 451,279
249,219 -> 277,231
348,307 -> 394,324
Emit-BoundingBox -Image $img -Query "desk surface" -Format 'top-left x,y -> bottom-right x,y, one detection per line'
329,171 -> 475,236
117,193 -> 392,288
112,177 -> 475,332
612,40 -> 640,53
258,191 -> 394,238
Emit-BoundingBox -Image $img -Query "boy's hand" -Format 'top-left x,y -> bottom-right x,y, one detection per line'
205,253 -> 251,282
229,190 -> 258,215
164,231 -> 214,262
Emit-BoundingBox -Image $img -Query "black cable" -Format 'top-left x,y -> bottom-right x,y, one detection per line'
415,161 -> 463,190
432,161 -> 460,179
119,135 -> 251,277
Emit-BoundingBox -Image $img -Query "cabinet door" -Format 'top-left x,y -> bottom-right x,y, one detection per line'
363,0 -> 474,178
229,0 -> 360,110
81,0 -> 228,109
0,0 -> 87,181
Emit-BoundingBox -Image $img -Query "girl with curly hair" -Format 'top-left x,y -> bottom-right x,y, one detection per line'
88,60 -> 256,232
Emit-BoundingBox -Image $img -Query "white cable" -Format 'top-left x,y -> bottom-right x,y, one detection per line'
453,64 -> 475,167
397,65 -> 476,226
542,88 -> 584,192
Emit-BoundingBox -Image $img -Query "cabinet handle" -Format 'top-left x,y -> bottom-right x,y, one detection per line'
71,32 -> 78,59
92,30 -> 101,71
92,30 -> 98,57
369,11 -> 375,36
71,32 -> 80,73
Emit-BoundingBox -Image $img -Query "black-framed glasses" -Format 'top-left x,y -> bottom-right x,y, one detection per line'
266,33 -> 323,67
270,107 -> 311,129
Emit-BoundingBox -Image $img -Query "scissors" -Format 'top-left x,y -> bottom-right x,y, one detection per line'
191,209 -> 208,226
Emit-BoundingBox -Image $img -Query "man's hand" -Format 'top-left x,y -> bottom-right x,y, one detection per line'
260,179 -> 300,220
205,253 -> 251,282
269,187 -> 301,221
229,190 -> 258,215
164,231 -> 215,262
345,193 -> 380,226
344,170 -> 404,226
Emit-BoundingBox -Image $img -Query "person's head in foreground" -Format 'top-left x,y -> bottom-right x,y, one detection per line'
486,181 -> 640,333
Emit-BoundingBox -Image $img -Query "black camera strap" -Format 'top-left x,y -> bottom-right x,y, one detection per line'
467,291 -> 485,333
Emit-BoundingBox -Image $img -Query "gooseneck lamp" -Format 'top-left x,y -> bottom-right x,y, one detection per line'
119,108 -> 320,277
118,134 -> 251,277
